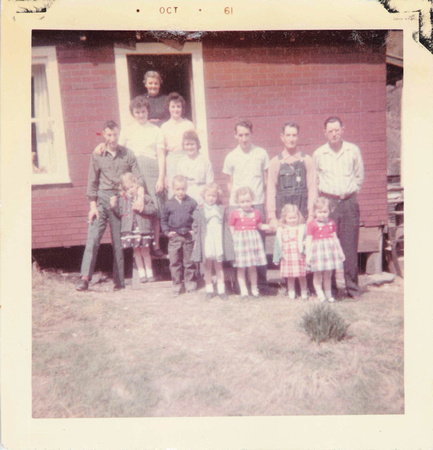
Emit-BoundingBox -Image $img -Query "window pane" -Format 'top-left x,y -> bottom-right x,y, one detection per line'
32,63 -> 55,173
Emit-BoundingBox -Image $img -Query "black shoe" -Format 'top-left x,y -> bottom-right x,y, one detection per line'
113,284 -> 125,291
76,279 -> 89,291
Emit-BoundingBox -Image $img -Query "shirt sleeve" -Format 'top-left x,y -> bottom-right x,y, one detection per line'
222,153 -> 233,176
262,148 -> 271,171
266,156 -> 279,220
353,145 -> 365,192
86,153 -> 100,202
305,155 -> 318,220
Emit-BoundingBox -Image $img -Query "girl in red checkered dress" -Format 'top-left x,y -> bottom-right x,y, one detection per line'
305,197 -> 345,303
230,187 -> 270,298
272,204 -> 308,300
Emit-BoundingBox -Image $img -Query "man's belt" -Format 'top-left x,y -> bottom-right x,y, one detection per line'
320,191 -> 357,201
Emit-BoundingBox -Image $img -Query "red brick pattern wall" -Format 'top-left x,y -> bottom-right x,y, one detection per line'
202,43 -> 388,228
32,45 -> 119,249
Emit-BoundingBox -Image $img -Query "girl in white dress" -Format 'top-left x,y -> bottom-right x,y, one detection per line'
191,183 -> 234,299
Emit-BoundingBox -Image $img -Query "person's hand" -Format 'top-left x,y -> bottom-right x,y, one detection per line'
155,178 -> 165,194
269,219 -> 279,231
93,142 -> 106,155
88,204 -> 100,224
167,231 -> 177,237
133,196 -> 145,213
110,196 -> 117,208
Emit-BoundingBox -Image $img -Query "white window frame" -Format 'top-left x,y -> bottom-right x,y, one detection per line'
114,42 -> 209,156
31,46 -> 70,185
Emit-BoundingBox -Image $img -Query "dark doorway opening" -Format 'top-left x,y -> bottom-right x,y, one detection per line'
127,54 -> 193,121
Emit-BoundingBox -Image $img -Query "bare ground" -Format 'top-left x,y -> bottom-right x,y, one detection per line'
32,268 -> 404,418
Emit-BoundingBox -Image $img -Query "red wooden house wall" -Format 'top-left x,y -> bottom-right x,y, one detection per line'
32,31 -> 388,250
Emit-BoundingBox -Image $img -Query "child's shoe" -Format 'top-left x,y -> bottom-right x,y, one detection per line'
288,292 -> 296,300
147,276 -> 156,282
318,295 -> 326,303
140,276 -> 148,283
251,288 -> 260,298
204,292 -> 214,300
219,292 -> 228,300
301,292 -> 309,300
327,296 -> 335,303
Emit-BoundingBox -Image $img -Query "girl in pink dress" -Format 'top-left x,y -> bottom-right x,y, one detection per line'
273,204 -> 308,300
229,186 -> 270,298
306,197 -> 345,303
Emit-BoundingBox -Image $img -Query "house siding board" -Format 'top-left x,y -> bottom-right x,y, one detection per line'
32,32 -> 388,249
32,44 -> 118,249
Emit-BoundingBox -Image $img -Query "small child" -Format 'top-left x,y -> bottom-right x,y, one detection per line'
191,183 -> 234,299
305,197 -> 345,303
110,173 -> 157,283
156,92 -> 195,198
177,130 -> 214,205
273,203 -> 308,300
229,186 -> 270,298
161,175 -> 198,296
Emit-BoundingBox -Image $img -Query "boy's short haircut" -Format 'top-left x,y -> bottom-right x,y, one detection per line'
234,119 -> 253,134
143,70 -> 163,84
129,95 -> 150,115
166,92 -> 186,114
103,120 -> 119,131
172,174 -> 187,187
183,129 -> 201,150
235,186 -> 255,203
324,116 -> 343,128
282,121 -> 300,134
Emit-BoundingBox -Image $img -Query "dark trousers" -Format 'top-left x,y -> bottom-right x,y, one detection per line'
167,233 -> 196,292
80,190 -> 124,287
329,195 -> 360,297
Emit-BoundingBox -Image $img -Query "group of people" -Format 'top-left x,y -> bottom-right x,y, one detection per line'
75,70 -> 364,302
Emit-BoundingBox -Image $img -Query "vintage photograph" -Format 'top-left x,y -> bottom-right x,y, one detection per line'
31,29 -> 404,418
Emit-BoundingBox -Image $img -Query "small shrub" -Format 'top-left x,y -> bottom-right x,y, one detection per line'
302,304 -> 350,344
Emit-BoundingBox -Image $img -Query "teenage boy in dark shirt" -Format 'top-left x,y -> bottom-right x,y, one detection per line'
161,175 -> 198,296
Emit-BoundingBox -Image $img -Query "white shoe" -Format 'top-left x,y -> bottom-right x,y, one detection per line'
327,297 -> 335,303
301,293 -> 308,300
318,295 -> 326,303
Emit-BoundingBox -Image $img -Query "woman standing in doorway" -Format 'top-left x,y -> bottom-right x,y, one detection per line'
143,70 -> 170,127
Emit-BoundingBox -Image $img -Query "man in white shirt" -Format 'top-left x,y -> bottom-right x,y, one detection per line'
313,116 -> 364,299
223,120 -> 270,295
